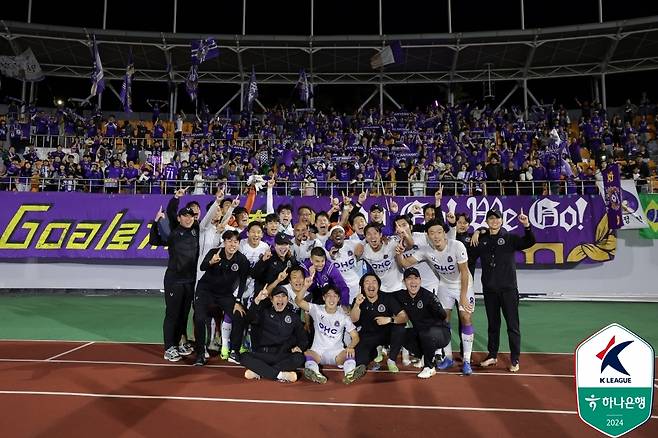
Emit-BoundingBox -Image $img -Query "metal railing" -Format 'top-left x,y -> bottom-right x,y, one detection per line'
28,134 -> 273,150
3,176 -> 651,196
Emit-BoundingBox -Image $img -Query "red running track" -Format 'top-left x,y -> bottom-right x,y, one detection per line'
0,340 -> 656,438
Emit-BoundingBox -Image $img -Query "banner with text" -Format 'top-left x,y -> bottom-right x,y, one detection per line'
0,193 -> 614,264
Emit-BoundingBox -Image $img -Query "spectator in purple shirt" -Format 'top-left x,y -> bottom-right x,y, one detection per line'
302,246 -> 350,306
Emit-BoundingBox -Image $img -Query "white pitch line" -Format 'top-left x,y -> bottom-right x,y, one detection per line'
45,342 -> 95,361
0,357 -> 574,378
0,340 -> 582,355
0,389 -> 581,416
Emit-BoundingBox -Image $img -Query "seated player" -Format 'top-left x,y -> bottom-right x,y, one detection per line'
294,273 -> 366,385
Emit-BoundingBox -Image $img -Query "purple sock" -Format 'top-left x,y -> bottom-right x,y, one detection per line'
223,314 -> 232,323
461,324 -> 474,335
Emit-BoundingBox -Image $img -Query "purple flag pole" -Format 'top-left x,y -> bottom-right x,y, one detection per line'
602,163 -> 623,229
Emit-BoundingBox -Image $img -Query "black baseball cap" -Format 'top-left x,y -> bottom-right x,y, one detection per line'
271,285 -> 288,297
403,267 -> 421,279
486,209 -> 502,219
178,207 -> 195,216
370,203 -> 384,212
275,232 -> 292,245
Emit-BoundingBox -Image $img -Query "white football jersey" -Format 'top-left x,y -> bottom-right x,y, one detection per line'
414,239 -> 471,289
308,303 -> 355,352
238,239 -> 270,297
327,240 -> 363,303
401,232 -> 440,291
361,237 -> 403,292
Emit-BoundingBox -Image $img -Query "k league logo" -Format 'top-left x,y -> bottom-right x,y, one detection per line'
575,323 -> 654,437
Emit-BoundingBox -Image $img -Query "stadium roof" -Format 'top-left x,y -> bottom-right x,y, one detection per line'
2,15 -> 658,86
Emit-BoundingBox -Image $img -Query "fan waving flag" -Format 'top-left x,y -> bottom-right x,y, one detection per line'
191,38 -> 220,65
90,36 -> 105,96
602,163 -> 623,230
370,41 -> 403,69
245,67 -> 258,111
298,68 -> 310,104
119,50 -> 135,112
185,64 -> 198,101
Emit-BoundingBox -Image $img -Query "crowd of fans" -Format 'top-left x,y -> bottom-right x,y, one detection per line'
0,96 -> 656,196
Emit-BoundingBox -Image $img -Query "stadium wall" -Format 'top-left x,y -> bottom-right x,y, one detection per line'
0,229 -> 655,300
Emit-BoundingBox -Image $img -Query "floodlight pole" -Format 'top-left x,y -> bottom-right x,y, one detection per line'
379,0 -> 383,118
520,0 -> 525,30
27,0 -> 32,23
523,78 -> 528,119
173,0 -> 178,33
447,0 -> 452,34
598,0 -> 603,23
103,0 -> 107,30
601,73 -> 607,110
310,0 -> 315,109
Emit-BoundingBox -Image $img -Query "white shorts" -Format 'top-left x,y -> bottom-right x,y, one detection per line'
310,345 -> 344,366
437,284 -> 475,313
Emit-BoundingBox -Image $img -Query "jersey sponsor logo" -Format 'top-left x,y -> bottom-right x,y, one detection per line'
432,262 -> 456,273
377,304 -> 386,313
334,258 -> 356,271
231,263 -> 239,271
318,321 -> 339,335
497,238 -> 505,246
284,315 -> 292,324
417,301 -> 424,309
370,260 -> 393,272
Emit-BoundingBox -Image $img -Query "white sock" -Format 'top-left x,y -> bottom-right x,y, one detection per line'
343,359 -> 356,375
305,359 -> 320,374
221,321 -> 232,349
461,329 -> 474,363
209,318 -> 217,343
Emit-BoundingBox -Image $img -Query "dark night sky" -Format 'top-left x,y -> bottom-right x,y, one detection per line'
2,0 -> 658,113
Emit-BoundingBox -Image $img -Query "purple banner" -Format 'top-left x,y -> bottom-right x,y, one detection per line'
602,163 -> 623,230
0,192 -> 615,265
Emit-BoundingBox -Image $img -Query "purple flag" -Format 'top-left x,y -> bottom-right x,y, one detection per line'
90,35 -> 105,96
245,67 -> 258,110
191,38 -> 220,65
602,163 -> 623,229
185,64 -> 198,102
119,50 -> 135,112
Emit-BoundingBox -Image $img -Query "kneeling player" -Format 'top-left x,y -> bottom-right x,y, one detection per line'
295,275 -> 366,385
396,219 -> 476,375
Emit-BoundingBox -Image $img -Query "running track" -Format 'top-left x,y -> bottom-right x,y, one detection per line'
0,340 -> 656,437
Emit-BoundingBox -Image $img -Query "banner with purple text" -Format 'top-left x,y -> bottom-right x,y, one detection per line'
0,193 -> 614,265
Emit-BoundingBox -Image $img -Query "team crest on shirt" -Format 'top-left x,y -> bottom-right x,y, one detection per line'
417,301 -> 424,309
334,320 -> 340,327
384,254 -> 389,259
231,263 -> 239,271
377,304 -> 386,313
497,238 -> 505,246
447,256 -> 453,263
284,315 -> 292,324
465,237 -> 471,243
348,250 -> 353,256
191,229 -> 197,237
412,245 -> 419,250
